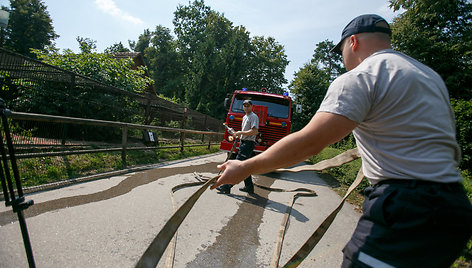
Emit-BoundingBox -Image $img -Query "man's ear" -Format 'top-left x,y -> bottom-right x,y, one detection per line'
350,35 -> 359,51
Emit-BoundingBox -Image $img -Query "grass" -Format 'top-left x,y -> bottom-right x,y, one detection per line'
308,146 -> 472,267
308,146 -> 369,208
17,145 -> 220,188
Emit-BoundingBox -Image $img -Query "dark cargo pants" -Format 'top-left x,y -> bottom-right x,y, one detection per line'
342,180 -> 472,268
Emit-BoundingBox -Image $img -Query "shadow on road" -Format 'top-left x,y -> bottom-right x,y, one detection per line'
224,192 -> 310,223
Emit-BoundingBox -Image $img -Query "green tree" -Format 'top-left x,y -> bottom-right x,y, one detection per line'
135,25 -> 186,101
76,36 -> 96,54
173,0 -> 211,63
451,98 -> 472,170
245,36 -> 289,94
311,40 -> 345,82
33,38 -> 151,93
389,0 -> 472,99
290,40 -> 344,131
173,0 -> 252,118
17,38 -> 153,122
290,64 -> 330,131
3,0 -> 58,56
130,0 -> 290,119
171,0 -> 290,119
173,0 -> 216,114
132,29 -> 152,57
104,42 -> 130,53
202,13 -> 252,117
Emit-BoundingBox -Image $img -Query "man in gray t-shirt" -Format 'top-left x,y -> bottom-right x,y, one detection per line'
217,99 -> 259,194
318,48 -> 461,185
212,14 -> 472,267
240,109 -> 259,142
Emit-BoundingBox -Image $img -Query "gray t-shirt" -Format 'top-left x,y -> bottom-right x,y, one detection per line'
318,49 -> 461,185
241,112 -> 259,141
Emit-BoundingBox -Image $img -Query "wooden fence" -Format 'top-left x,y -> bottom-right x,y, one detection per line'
5,110 -> 224,168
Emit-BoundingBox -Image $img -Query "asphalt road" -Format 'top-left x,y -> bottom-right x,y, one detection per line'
0,152 -> 360,268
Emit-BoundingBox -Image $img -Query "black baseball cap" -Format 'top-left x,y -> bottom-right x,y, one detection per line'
243,99 -> 253,106
331,14 -> 391,55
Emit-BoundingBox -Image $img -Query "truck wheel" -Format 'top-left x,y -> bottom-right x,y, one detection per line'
227,152 -> 237,160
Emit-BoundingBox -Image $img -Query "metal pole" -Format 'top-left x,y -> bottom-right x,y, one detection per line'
17,209 -> 36,268
0,97 -> 36,268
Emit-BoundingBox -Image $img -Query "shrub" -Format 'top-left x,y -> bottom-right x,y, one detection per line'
451,98 -> 472,171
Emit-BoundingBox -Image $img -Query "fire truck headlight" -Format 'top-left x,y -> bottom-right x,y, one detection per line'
228,136 -> 234,142
281,122 -> 287,128
230,115 -> 234,120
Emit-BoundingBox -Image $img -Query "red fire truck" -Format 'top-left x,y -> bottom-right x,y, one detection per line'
220,88 -> 301,158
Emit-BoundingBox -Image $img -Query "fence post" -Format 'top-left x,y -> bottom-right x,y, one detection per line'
180,108 -> 187,153
122,125 -> 128,168
201,115 -> 207,143
144,92 -> 152,125
208,133 -> 212,150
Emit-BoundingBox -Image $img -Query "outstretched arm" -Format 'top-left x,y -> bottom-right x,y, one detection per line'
211,112 -> 358,189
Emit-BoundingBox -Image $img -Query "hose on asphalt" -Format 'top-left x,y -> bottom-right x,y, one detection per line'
135,148 -> 362,268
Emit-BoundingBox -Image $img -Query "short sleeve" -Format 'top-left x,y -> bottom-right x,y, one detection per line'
251,114 -> 259,129
318,72 -> 373,123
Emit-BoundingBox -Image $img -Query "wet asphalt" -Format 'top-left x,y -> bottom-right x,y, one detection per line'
0,153 -> 360,268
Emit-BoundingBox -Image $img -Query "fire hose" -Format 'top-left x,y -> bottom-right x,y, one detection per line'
135,134 -> 362,268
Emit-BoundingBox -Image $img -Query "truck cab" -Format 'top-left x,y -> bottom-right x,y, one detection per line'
220,89 -> 299,156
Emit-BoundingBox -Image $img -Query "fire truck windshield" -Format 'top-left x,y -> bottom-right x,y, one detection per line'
231,94 -> 290,118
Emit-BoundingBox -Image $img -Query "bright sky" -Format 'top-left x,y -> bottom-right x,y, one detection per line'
1,0 -> 402,89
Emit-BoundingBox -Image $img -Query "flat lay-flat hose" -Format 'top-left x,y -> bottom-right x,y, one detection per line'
136,148 -> 361,268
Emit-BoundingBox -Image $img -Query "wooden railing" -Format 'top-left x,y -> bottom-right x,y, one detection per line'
5,111 -> 224,168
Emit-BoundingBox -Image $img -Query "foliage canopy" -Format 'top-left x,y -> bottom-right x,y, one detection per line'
10,40 -> 153,123
290,40 -> 344,131
389,0 -> 472,99
2,0 -> 58,56
133,0 -> 289,119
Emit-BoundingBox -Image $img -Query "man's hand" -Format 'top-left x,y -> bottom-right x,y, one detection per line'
233,131 -> 243,138
234,127 -> 258,138
210,160 -> 251,190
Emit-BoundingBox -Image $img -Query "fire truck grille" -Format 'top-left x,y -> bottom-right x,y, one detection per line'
227,121 -> 240,131
259,125 -> 289,144
227,121 -> 289,145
